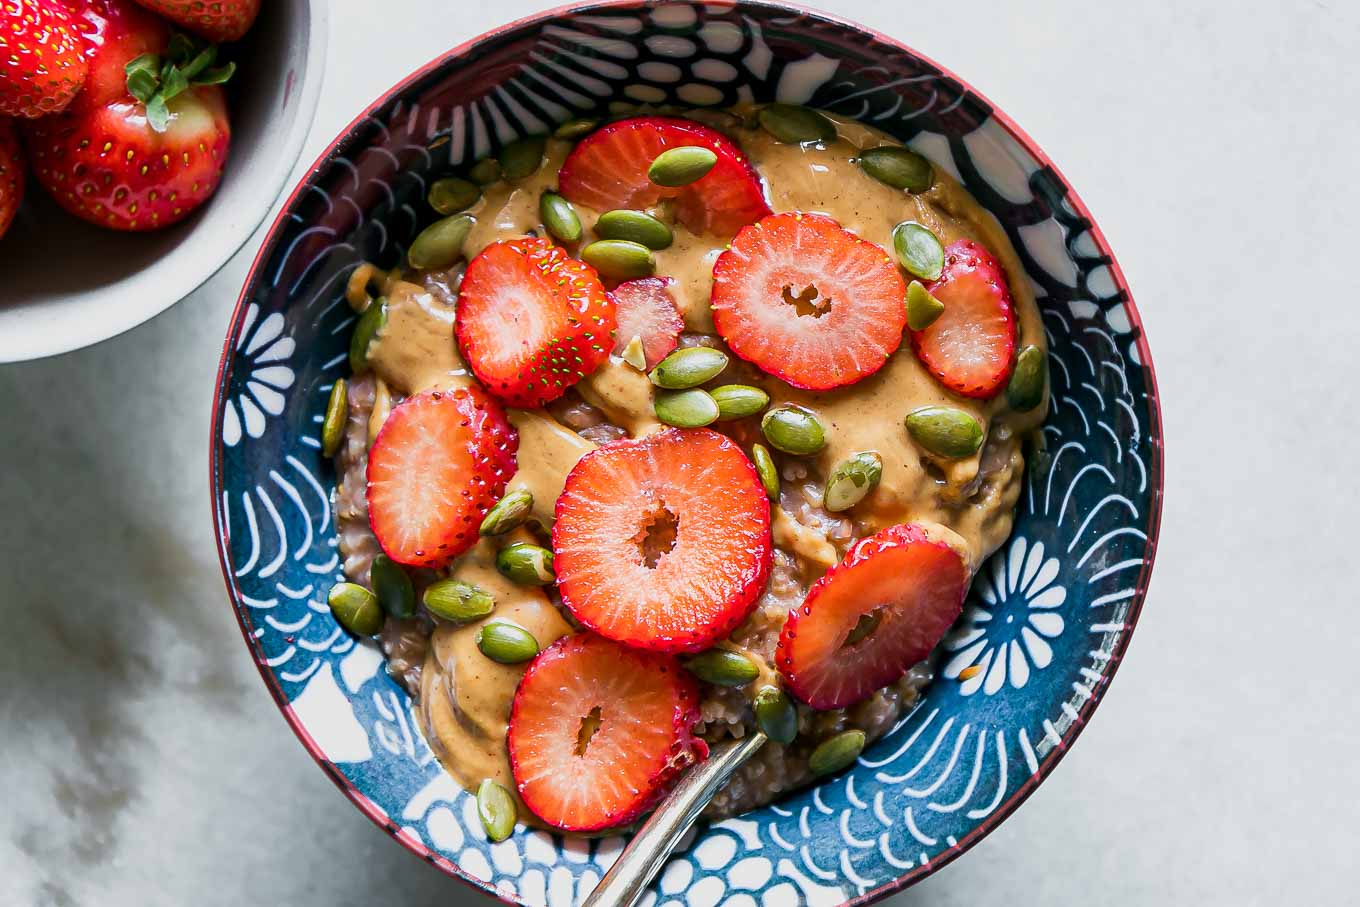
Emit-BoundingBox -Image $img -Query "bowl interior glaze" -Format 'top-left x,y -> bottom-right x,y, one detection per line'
211,3 -> 1162,904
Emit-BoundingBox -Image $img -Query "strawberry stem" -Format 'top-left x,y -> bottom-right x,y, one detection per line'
122,33 -> 235,134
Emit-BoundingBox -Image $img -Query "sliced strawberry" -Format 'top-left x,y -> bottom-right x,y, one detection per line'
710,213 -> 907,391
911,239 -> 1017,399
558,116 -> 770,236
0,120 -> 23,239
0,0 -> 88,118
610,277 -> 684,368
553,428 -> 771,653
776,523 -> 968,710
509,633 -> 707,832
366,387 -> 518,569
456,236 -> 616,408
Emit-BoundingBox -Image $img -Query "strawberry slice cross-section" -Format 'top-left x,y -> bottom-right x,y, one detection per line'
558,116 -> 770,237
610,277 -> 684,369
456,236 -> 617,408
553,428 -> 772,653
911,239 -> 1017,399
776,522 -> 969,710
365,386 -> 518,569
711,212 -> 908,391
508,633 -> 708,832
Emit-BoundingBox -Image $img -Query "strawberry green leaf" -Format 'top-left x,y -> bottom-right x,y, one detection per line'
160,65 -> 189,103
145,95 -> 170,133
195,63 -> 236,86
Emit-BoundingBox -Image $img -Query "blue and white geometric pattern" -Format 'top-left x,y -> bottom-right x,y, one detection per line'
211,3 -> 1162,905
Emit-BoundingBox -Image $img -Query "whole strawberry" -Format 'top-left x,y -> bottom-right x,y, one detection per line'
1,119 -> 25,239
130,0 -> 260,43
0,0 -> 89,118
22,0 -> 235,232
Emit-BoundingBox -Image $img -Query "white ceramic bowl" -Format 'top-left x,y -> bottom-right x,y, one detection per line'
0,0 -> 327,363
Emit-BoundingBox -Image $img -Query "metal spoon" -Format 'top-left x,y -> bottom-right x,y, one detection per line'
582,732 -> 769,907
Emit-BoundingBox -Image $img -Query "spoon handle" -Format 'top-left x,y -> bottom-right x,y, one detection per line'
583,732 -> 769,907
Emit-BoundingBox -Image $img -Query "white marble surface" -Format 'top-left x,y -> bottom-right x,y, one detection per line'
2,1 -> 1357,904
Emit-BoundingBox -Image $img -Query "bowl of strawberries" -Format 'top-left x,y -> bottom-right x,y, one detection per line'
0,0 -> 325,362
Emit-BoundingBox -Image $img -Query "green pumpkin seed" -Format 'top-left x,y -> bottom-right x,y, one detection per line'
428,177 -> 480,215
654,389 -> 720,428
321,379 -> 348,457
1006,345 -> 1047,412
905,406 -> 984,458
477,779 -> 517,843
554,117 -> 599,140
468,157 -> 501,185
596,209 -> 673,250
753,685 -> 797,745
757,103 -> 837,145
751,443 -> 779,500
539,192 -> 582,243
370,554 -> 415,619
408,214 -> 474,270
761,405 -> 826,456
581,239 -> 655,279
858,146 -> 933,192
499,136 -> 546,181
906,281 -> 945,331
808,729 -> 866,776
327,582 -> 383,636
480,489 -> 534,536
477,621 -> 540,664
423,578 -> 495,623
348,297 -> 387,373
620,335 -> 647,371
710,384 -> 770,421
495,542 -> 556,586
649,346 -> 729,389
648,146 -> 718,187
823,451 -> 883,512
684,649 -> 760,687
893,221 -> 944,281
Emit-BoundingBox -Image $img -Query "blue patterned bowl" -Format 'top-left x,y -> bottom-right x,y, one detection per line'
211,2 -> 1164,904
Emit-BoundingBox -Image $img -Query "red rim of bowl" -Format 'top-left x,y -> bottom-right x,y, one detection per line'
210,2 -> 1165,903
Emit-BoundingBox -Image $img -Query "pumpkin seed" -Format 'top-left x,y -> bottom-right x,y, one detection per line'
480,489 -> 534,536
327,582 -> 383,636
808,730 -> 866,775
408,214 -> 474,270
751,443 -> 779,500
321,379 -> 347,457
654,389 -> 719,428
554,117 -> 599,140
428,177 -> 480,215
757,103 -> 837,145
620,335 -> 647,371
906,281 -> 945,331
753,685 -> 797,744
858,146 -> 933,192
370,554 -> 415,619
468,157 -> 501,185
596,209 -> 673,250
648,145 -> 718,187
477,779 -> 517,843
581,239 -> 655,279
684,649 -> 760,687
823,451 -> 883,512
905,406 -> 983,458
499,136 -> 546,181
710,384 -> 769,421
495,542 -> 556,586
761,405 -> 826,456
893,221 -> 944,281
539,191 -> 582,243
649,346 -> 729,389
1006,345 -> 1047,412
423,578 -> 495,623
348,297 -> 387,373
477,621 -> 540,664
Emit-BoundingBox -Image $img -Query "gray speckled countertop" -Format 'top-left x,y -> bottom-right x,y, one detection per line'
3,1 -> 1357,904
